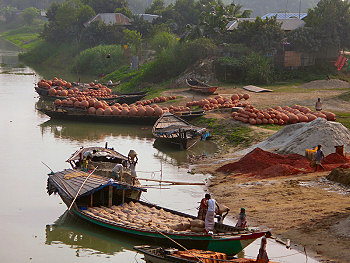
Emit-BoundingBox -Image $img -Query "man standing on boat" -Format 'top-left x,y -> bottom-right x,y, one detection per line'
205,194 -> 216,233
128,150 -> 138,185
197,194 -> 209,221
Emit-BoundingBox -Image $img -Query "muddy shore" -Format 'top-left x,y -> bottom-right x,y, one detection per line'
179,80 -> 350,263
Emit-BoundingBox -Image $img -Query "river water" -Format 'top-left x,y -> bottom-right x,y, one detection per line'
0,38 -> 319,263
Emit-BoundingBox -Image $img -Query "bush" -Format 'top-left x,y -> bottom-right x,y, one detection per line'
242,52 -> 274,84
149,31 -> 177,53
71,45 -> 128,76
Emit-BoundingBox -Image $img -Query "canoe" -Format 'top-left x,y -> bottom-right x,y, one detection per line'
134,245 -> 279,263
34,86 -> 146,105
185,79 -> 219,94
47,169 -> 267,256
66,146 -> 140,186
37,107 -> 206,125
152,113 -> 209,150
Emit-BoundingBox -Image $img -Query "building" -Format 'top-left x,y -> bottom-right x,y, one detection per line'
226,18 -> 305,32
84,13 -> 132,27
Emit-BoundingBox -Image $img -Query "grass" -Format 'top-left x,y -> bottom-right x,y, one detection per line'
333,111 -> 350,129
1,25 -> 43,49
191,117 -> 256,148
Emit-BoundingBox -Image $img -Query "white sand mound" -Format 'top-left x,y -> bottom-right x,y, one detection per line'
241,118 -> 350,155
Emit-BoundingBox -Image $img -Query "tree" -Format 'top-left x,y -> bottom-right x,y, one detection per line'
41,0 -> 95,43
304,0 -> 350,50
81,0 -> 128,13
123,28 -> 142,55
145,0 -> 165,15
115,6 -> 133,18
22,7 -> 39,25
230,17 -> 285,53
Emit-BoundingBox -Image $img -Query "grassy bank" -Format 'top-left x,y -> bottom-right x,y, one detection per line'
1,25 -> 43,50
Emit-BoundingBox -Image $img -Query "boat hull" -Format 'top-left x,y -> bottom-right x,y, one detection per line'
154,136 -> 201,150
72,209 -> 264,256
38,108 -> 205,125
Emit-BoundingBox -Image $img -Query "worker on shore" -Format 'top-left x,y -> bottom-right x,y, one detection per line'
235,207 -> 247,229
256,231 -> 272,263
197,194 -> 209,221
315,144 -> 325,172
315,98 -> 323,111
205,194 -> 216,234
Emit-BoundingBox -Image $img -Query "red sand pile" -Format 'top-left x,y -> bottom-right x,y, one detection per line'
217,148 -> 350,178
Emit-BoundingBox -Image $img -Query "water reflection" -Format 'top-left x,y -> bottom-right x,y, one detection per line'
46,211 -> 143,255
39,118 -> 218,166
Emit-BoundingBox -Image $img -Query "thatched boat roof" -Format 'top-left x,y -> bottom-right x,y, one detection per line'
47,169 -> 146,200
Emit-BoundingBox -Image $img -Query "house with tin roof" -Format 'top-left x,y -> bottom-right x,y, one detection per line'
226,18 -> 305,32
84,13 -> 132,27
261,13 -> 307,20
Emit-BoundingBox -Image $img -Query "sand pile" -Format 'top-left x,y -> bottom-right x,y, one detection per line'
327,168 -> 350,186
241,118 -> 350,156
299,79 -> 350,89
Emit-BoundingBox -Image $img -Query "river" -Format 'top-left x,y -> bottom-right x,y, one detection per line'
0,38 -> 318,263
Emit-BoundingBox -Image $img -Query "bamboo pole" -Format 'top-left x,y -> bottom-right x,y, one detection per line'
137,178 -> 205,185
68,166 -> 98,211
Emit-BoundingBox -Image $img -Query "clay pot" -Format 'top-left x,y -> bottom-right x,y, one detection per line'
88,107 -> 96,115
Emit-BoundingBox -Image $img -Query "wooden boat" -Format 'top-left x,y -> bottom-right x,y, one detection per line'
185,79 -> 219,94
37,107 -> 205,125
34,86 -> 146,105
134,245 -> 279,263
66,146 -> 140,185
47,169 -> 267,256
152,113 -> 209,150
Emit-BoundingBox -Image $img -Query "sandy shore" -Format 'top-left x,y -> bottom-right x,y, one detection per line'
164,79 -> 350,262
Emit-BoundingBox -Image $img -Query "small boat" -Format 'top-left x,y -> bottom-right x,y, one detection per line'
186,79 -> 219,94
47,169 -> 267,256
134,245 -> 279,263
37,107 -> 205,125
152,113 -> 209,150
66,146 -> 140,186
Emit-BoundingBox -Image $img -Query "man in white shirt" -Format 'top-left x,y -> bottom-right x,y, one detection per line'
205,194 -> 216,233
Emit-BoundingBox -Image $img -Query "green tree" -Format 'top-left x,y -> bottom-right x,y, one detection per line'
22,7 -> 39,25
304,0 -> 350,50
115,6 -> 133,18
149,30 -> 177,52
145,0 -> 165,15
81,0 -> 128,13
41,0 -> 95,43
230,17 -> 284,53
123,28 -> 142,55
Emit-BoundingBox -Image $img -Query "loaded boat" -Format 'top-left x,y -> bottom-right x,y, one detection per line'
152,113 -> 209,150
47,169 -> 267,256
134,245 -> 279,263
35,85 -> 146,105
185,78 -> 219,95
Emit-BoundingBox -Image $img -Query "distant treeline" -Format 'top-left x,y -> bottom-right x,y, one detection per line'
0,0 -> 320,16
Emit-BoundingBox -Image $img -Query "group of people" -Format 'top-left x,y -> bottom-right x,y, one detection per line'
111,150 -> 138,185
197,194 -> 247,233
198,194 -> 270,262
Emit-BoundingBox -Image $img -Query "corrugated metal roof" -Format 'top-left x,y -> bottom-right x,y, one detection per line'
261,13 -> 307,19
135,14 -> 160,22
85,13 -> 132,27
47,169 -> 146,200
227,18 -> 305,31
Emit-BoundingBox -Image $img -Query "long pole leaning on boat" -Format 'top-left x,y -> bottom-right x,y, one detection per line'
68,166 -> 98,211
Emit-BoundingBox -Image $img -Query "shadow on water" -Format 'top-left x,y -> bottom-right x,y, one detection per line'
46,211 -> 144,255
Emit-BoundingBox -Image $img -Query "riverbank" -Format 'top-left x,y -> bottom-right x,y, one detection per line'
170,80 -> 350,263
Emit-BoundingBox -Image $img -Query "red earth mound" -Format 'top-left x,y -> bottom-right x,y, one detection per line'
217,148 -> 350,178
